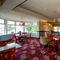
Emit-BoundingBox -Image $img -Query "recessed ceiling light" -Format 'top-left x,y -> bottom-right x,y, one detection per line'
44,8 -> 46,10
32,8 -> 33,9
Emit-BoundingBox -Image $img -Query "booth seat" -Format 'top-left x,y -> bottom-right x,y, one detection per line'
0,47 -> 15,60
0,41 -> 7,47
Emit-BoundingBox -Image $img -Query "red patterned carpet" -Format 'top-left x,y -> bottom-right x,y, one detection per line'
15,38 -> 60,60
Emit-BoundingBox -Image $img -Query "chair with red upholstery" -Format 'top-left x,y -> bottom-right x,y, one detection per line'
12,34 -> 16,43
48,34 -> 60,52
47,33 -> 54,41
0,47 -> 15,60
0,41 -> 7,47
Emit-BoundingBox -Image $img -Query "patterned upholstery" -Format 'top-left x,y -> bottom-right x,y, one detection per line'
12,31 -> 22,42
0,41 -> 7,47
48,34 -> 60,52
47,33 -> 54,41
0,47 -> 15,60
12,34 -> 16,42
40,36 -> 48,49
58,40 -> 60,50
40,36 -> 48,45
48,40 -> 55,47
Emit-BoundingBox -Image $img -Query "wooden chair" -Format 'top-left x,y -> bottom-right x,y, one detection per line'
48,40 -> 55,48
47,33 -> 54,41
16,31 -> 22,42
48,34 -> 59,52
58,40 -> 60,51
20,32 -> 28,43
46,33 -> 56,50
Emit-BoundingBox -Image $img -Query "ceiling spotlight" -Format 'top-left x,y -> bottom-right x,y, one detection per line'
44,8 -> 46,10
32,8 -> 34,9
25,0 -> 28,1
54,11 -> 57,13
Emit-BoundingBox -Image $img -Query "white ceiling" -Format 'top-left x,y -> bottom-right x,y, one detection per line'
1,0 -> 25,9
1,0 -> 60,19
19,0 -> 60,19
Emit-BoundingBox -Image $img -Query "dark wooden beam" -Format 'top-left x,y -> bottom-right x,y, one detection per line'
0,0 -> 6,6
13,0 -> 28,10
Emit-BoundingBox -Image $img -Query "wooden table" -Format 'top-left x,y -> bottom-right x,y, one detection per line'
0,43 -> 21,51
22,32 -> 31,42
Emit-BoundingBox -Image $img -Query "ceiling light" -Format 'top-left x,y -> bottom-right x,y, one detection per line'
44,8 -> 46,10
32,8 -> 33,9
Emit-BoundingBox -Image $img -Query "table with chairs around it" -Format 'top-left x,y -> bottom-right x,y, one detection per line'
46,33 -> 60,52
21,32 -> 31,43
12,31 -> 31,43
40,33 -> 60,52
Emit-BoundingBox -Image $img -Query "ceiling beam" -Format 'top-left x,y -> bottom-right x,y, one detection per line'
0,0 -> 6,6
20,6 -> 53,20
13,0 -> 28,10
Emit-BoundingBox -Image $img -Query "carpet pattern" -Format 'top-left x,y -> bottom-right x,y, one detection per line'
15,38 -> 60,60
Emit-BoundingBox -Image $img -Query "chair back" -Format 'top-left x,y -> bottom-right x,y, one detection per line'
47,33 -> 54,41
0,41 -> 7,47
40,36 -> 48,45
0,47 -> 15,60
12,34 -> 16,42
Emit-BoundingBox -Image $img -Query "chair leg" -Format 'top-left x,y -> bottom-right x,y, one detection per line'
41,44 -> 44,49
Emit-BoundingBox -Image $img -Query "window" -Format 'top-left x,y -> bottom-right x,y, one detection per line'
0,19 -> 4,24
54,26 -> 60,32
7,21 -> 15,34
16,22 -> 24,33
0,19 -> 5,35
0,18 -> 38,35
25,22 -> 37,33
54,26 -> 57,32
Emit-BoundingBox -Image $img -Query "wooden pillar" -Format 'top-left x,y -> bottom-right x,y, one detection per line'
39,20 -> 49,37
